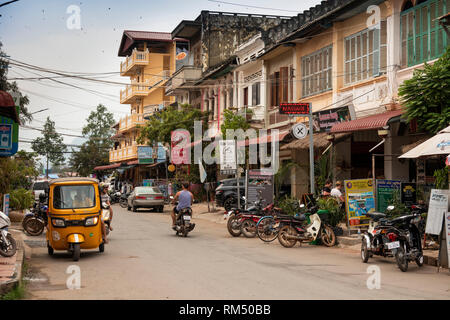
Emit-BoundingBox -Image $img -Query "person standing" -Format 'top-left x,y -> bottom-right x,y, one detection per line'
331,181 -> 345,203
321,179 -> 332,197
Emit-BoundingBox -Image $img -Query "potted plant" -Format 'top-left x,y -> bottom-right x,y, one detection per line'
9,188 -> 34,222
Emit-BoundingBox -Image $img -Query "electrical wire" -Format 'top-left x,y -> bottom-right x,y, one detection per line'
207,0 -> 299,14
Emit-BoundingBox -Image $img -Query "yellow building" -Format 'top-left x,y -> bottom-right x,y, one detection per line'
109,31 -> 179,183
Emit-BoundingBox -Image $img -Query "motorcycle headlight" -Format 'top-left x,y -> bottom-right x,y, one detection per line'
85,216 -> 99,226
51,218 -> 65,227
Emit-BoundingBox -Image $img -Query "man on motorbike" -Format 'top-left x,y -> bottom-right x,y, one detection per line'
100,183 -> 113,243
171,182 -> 193,229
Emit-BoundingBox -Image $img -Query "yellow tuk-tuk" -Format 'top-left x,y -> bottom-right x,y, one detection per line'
46,177 -> 104,261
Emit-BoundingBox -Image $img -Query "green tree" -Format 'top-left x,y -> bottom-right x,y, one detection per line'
137,104 -> 209,146
70,104 -> 115,176
220,109 -> 250,138
31,117 -> 67,178
0,152 -> 39,196
399,46 -> 450,134
0,42 -> 32,123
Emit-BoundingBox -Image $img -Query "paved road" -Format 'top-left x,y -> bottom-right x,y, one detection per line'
23,204 -> 450,300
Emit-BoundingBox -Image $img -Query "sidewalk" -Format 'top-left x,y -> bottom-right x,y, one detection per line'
0,224 -> 26,296
190,201 -> 444,268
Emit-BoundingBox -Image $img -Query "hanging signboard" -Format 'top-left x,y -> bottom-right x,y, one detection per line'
401,182 -> 417,207
157,142 -> 166,163
138,146 -> 154,164
279,103 -> 310,115
171,129 -> 190,165
247,169 -> 274,205
376,179 -> 401,212
425,189 -> 449,235
312,106 -> 354,132
344,179 -> 375,227
219,140 -> 236,175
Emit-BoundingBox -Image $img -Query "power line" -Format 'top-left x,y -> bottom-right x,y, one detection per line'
207,0 -> 299,13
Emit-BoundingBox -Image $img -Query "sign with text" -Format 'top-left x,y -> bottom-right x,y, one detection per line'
138,146 -> 154,164
279,103 -> 310,115
344,179 -> 375,228
219,140 -> 236,173
312,106 -> 353,132
376,179 -> 401,212
171,129 -> 190,165
425,189 -> 449,235
157,142 -> 166,163
0,115 -> 18,157
401,182 -> 417,207
247,169 -> 274,205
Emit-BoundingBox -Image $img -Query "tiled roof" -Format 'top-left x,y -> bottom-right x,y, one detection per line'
124,30 -> 173,42
330,110 -> 403,133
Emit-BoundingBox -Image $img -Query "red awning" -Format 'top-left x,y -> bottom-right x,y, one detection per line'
237,131 -> 290,147
330,110 -> 403,133
94,163 -> 121,171
0,91 -> 19,123
127,160 -> 139,165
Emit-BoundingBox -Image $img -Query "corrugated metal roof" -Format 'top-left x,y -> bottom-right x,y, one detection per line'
124,30 -> 173,41
330,110 -> 403,133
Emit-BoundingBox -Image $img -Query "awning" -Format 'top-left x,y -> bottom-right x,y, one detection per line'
94,163 -> 121,171
281,132 -> 350,150
0,91 -> 19,123
127,160 -> 139,165
147,161 -> 166,168
330,110 -> 403,133
399,125 -> 450,158
237,130 -> 290,147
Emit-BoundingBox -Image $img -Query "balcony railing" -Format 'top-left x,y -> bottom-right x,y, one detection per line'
109,145 -> 147,163
118,113 -> 146,132
120,49 -> 150,75
120,81 -> 150,104
165,65 -> 202,95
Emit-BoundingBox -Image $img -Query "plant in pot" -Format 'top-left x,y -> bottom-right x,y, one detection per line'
9,188 -> 34,222
317,197 -> 345,235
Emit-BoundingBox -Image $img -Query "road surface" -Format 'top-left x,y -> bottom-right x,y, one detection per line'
23,204 -> 450,299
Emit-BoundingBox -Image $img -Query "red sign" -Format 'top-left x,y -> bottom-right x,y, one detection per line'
279,103 -> 311,115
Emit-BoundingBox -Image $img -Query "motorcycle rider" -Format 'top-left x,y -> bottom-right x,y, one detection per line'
99,183 -> 113,243
171,182 -> 193,229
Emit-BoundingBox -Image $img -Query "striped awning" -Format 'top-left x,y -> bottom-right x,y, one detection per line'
330,110 -> 403,133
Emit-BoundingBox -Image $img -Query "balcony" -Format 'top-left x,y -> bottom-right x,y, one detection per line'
120,81 -> 150,104
120,49 -> 150,76
143,101 -> 172,119
165,65 -> 202,95
109,145 -> 146,163
118,113 -> 146,133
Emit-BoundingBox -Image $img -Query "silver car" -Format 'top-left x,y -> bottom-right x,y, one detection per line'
127,186 -> 165,212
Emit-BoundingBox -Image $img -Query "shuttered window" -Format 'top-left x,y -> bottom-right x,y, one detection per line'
302,46 -> 332,97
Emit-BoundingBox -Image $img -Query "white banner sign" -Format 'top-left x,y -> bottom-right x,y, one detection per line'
219,140 -> 236,171
425,189 -> 449,235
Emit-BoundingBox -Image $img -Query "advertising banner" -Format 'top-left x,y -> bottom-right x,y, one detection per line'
344,179 -> 375,227
425,189 -> 449,235
401,182 -> 417,207
247,169 -> 274,205
312,106 -> 354,133
0,115 -> 18,157
138,146 -> 153,164
376,179 -> 401,212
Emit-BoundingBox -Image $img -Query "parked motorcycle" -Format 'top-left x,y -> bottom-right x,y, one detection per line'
171,197 -> 195,237
119,192 -> 129,208
109,191 -> 122,205
361,205 -> 402,264
23,194 -> 48,236
101,202 -> 112,235
277,205 -> 336,248
0,211 -> 17,257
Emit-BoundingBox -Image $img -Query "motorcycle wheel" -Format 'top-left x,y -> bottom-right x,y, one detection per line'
0,234 -> 17,257
320,225 -> 336,247
22,215 -> 32,231
224,197 -> 236,212
395,243 -> 408,272
256,216 -> 279,242
72,244 -> 80,261
99,242 -> 105,253
227,215 -> 242,237
361,239 -> 370,263
278,226 -> 298,248
119,199 -> 128,208
415,253 -> 424,267
23,217 -> 45,236
241,219 -> 256,238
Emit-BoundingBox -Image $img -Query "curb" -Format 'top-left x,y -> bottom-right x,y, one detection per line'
0,233 -> 25,296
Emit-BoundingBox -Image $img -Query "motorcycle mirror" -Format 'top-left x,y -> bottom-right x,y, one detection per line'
170,196 -> 174,200
387,205 -> 395,211
299,204 -> 305,208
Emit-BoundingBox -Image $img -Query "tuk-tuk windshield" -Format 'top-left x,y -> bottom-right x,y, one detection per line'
53,185 -> 96,209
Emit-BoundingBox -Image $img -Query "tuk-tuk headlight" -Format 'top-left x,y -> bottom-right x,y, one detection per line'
51,218 -> 65,228
85,216 -> 99,226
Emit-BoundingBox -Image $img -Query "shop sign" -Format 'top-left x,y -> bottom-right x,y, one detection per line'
279,103 -> 310,115
0,116 -> 18,157
376,179 -> 401,213
138,146 -> 153,165
157,142 -> 166,163
247,169 -> 274,205
401,182 -> 417,207
425,189 -> 449,235
312,106 -> 353,132
143,179 -> 154,187
344,179 -> 375,228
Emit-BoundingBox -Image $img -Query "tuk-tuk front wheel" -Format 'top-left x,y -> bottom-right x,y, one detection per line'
72,244 -> 80,261
47,242 -> 54,256
99,242 -> 105,253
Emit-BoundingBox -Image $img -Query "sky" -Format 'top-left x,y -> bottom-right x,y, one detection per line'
0,0 -> 318,165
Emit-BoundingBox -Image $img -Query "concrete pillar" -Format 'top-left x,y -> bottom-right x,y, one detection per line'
291,149 -> 310,198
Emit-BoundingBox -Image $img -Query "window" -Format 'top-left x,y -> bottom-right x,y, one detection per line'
344,22 -> 387,85
243,87 -> 249,106
53,185 -> 96,209
302,46 -> 332,97
252,82 -> 260,106
401,0 -> 449,68
269,67 -> 292,106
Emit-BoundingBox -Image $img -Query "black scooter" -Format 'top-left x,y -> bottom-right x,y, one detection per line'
170,197 -> 195,237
